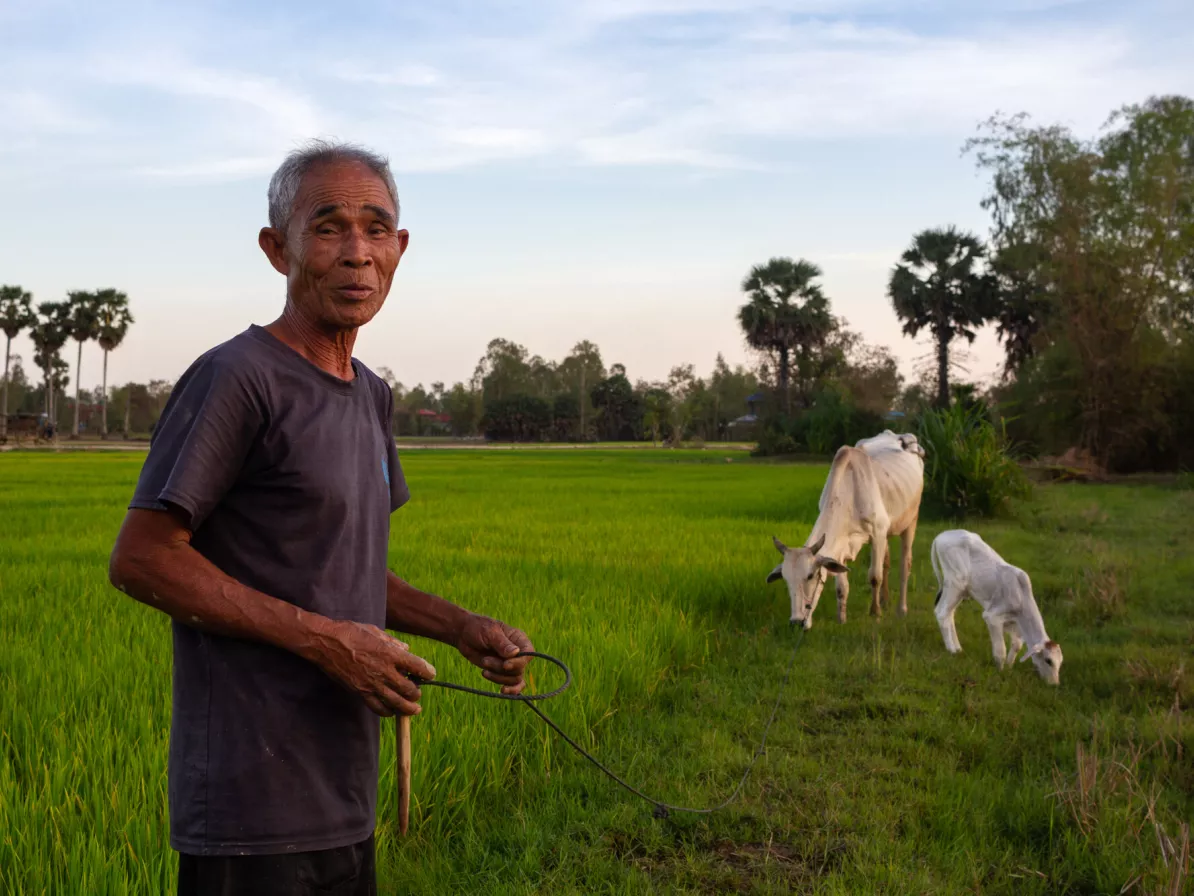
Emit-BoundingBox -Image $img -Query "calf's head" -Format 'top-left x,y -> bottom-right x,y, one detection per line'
1020,639 -> 1063,685
766,534 -> 848,629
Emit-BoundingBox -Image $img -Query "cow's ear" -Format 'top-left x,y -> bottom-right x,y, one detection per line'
817,556 -> 848,575
767,564 -> 784,584
772,536 -> 788,554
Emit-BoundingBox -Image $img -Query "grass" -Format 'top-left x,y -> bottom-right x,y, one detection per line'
0,450 -> 1191,895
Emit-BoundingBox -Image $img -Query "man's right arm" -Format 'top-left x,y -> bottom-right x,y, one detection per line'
109,507 -> 435,717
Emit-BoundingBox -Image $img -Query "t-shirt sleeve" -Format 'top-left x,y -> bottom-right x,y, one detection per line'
129,354 -> 262,531
380,381 -> 411,513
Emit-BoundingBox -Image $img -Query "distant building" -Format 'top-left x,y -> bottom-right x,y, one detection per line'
727,392 -> 766,439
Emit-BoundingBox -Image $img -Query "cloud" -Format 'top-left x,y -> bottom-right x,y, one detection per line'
1,1 -> 1189,181
133,155 -> 282,179
94,55 -> 322,138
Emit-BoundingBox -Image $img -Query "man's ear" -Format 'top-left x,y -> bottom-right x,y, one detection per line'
767,564 -> 784,584
259,227 -> 290,276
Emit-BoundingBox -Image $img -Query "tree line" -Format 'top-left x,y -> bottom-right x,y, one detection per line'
4,92 -> 1189,471
1,288 -> 134,439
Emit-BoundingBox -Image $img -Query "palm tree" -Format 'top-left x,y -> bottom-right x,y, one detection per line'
888,228 -> 998,408
66,291 -> 101,437
30,302 -> 71,430
737,258 -> 834,412
93,289 -> 134,437
1,285 -> 37,440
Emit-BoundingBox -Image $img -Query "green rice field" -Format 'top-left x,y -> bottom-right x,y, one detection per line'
1,450 -> 1191,894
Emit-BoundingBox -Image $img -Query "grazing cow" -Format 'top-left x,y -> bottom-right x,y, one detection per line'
855,429 -> 925,460
930,529 -> 1063,685
767,434 -> 924,628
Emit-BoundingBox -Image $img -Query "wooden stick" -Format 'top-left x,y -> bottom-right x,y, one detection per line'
396,714 -> 412,836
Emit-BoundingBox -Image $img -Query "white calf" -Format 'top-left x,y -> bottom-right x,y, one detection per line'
930,529 -> 1063,685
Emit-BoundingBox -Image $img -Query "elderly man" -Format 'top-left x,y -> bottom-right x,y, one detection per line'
108,140 -> 533,896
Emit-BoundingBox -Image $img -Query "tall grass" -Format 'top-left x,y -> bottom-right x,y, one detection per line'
917,402 -> 1032,518
1,451 -> 1191,894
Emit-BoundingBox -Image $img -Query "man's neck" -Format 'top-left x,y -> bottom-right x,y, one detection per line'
265,306 -> 356,381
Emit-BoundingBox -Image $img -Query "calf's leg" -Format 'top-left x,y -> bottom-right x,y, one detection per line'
934,585 -> 965,653
1004,622 -> 1024,669
983,610 -> 1009,669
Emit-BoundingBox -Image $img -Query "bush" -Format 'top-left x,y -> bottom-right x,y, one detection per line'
751,427 -> 800,457
751,387 -> 886,457
798,386 -> 886,455
917,403 -> 1031,518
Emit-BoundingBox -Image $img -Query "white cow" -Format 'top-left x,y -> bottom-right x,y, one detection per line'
930,529 -> 1063,685
767,434 -> 925,628
855,429 -> 925,460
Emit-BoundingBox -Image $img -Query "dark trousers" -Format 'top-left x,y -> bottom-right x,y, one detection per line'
177,834 -> 377,896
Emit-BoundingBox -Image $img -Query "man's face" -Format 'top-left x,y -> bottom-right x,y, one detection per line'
261,160 -> 409,330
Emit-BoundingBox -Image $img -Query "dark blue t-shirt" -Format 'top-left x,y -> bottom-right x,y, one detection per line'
129,324 -> 410,856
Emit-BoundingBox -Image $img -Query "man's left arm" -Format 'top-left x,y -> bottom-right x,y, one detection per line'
385,571 -> 533,695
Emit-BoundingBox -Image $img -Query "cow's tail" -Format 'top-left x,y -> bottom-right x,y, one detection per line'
931,538 -> 944,607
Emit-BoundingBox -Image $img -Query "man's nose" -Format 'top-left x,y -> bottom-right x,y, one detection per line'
340,232 -> 372,267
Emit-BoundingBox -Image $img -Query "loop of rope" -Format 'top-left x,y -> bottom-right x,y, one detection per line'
412,628 -> 806,818
410,651 -> 571,701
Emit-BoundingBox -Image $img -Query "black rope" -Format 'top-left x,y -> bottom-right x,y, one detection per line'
412,628 -> 806,818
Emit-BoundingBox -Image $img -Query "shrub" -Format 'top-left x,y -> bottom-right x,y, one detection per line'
751,387 -> 886,458
917,403 -> 1031,517
799,386 -> 886,455
751,427 -> 799,457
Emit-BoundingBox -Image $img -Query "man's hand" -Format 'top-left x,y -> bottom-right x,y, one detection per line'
312,620 -> 438,717
455,614 -> 534,695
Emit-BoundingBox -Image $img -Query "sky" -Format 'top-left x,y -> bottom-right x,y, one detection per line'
2,0 -> 1191,396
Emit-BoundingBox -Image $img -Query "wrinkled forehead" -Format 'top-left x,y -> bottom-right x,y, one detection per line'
293,161 -> 396,219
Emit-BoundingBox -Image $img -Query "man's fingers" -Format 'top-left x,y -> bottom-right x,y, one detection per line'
392,648 -> 436,682
508,627 -> 534,652
363,694 -> 394,718
499,681 -> 527,696
378,685 -> 421,717
482,669 -> 525,687
383,670 -> 423,703
502,628 -> 534,669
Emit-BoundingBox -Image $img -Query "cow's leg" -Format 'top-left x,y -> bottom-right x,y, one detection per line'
1004,622 -> 1024,669
934,585 -> 965,653
879,542 -> 892,610
983,610 -> 1009,669
898,519 -> 917,617
836,572 -> 850,624
868,529 -> 888,617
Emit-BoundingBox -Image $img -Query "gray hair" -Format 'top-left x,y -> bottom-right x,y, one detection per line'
266,139 -> 400,231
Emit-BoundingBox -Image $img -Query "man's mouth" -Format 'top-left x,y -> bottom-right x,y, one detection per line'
336,284 -> 374,300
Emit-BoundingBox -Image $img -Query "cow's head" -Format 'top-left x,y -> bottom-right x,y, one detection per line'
766,534 -> 848,629
1020,639 -> 1063,685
